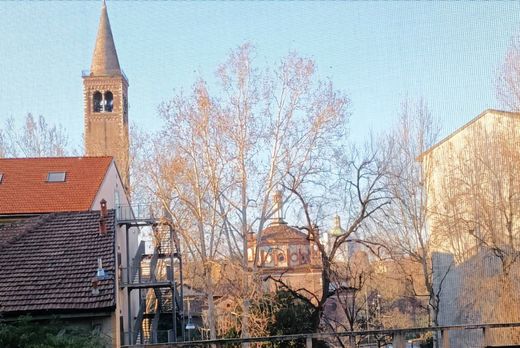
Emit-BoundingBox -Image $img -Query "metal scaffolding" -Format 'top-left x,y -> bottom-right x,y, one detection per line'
117,204 -> 184,345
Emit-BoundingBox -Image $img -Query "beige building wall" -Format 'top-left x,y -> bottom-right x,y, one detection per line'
421,109 -> 520,262
424,109 -> 520,346
91,161 -> 140,345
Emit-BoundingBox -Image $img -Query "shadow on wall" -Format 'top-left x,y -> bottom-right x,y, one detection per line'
433,250 -> 520,347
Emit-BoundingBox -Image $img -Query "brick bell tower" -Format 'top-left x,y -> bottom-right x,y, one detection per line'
83,0 -> 130,192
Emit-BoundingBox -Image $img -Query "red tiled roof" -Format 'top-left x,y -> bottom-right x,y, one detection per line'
0,211 -> 116,314
0,157 -> 112,214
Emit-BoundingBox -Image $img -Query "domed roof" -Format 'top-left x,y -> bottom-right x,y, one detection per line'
259,223 -> 308,244
258,190 -> 309,245
329,215 -> 345,237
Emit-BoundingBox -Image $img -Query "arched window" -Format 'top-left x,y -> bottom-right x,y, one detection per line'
104,91 -> 114,112
93,91 -> 102,112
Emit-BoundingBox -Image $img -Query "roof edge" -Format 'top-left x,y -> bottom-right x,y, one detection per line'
417,108 -> 520,161
88,158 -> 116,210
0,155 -> 113,161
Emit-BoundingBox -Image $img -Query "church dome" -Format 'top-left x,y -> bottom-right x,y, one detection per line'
259,223 -> 308,246
250,191 -> 321,270
259,190 -> 308,245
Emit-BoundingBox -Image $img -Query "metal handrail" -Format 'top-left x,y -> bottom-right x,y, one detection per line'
132,297 -> 147,344
122,322 -> 520,347
129,241 -> 145,284
151,301 -> 162,343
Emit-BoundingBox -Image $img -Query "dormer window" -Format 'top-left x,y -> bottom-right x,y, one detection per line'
93,91 -> 114,113
47,172 -> 66,182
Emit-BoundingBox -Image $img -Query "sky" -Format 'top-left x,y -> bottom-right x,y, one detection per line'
1,2 -> 520,149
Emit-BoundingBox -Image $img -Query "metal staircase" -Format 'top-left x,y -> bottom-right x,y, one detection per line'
118,204 -> 184,345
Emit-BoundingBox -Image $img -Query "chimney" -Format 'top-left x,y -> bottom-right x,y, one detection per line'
99,219 -> 107,235
100,199 -> 108,217
91,277 -> 100,296
99,199 -> 108,235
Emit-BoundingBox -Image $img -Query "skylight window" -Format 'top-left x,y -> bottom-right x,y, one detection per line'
0,173 -> 3,184
47,172 -> 66,182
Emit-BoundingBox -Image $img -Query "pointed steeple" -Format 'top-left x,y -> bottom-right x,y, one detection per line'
90,0 -> 121,76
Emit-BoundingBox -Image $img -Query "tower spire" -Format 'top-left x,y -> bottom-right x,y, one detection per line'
271,190 -> 287,226
90,0 -> 121,76
84,0 -> 130,192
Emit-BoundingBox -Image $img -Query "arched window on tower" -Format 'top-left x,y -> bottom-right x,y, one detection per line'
104,91 -> 114,112
93,91 -> 103,112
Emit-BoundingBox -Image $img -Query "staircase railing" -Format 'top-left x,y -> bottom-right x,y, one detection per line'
128,221 -> 180,344
132,297 -> 146,344
151,298 -> 162,343
144,232 -> 168,342
149,248 -> 160,282
129,241 -> 145,284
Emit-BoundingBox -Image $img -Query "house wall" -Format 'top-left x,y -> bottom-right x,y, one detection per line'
433,251 -> 520,347
422,110 -> 520,262
425,110 -> 520,346
91,161 -> 140,343
91,160 -> 130,210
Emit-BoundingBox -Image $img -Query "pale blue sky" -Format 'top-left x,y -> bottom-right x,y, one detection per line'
1,2 -> 520,148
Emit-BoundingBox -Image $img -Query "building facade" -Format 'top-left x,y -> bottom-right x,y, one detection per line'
420,109 -> 520,262
247,191 -> 323,300
421,109 -> 520,347
0,156 -> 138,347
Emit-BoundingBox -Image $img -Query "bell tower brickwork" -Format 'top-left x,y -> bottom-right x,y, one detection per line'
83,1 -> 130,192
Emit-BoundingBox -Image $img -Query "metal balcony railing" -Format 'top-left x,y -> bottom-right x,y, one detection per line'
120,267 -> 172,287
120,241 -> 173,288
116,203 -> 158,224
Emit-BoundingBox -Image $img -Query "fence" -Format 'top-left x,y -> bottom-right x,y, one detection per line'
122,322 -> 520,348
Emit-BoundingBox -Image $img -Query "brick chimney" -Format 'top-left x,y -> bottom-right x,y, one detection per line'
99,199 -> 108,235
100,199 -> 108,217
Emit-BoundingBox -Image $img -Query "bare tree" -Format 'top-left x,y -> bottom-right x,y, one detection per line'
264,142 -> 391,334
135,43 -> 350,340
432,114 -> 520,272
320,251 -> 373,348
497,35 -> 520,111
370,98 -> 450,328
421,110 -> 520,347
0,114 -> 69,157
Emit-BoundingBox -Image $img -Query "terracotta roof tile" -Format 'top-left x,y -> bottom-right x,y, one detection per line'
0,210 -> 116,314
260,223 -> 308,244
0,157 -> 112,214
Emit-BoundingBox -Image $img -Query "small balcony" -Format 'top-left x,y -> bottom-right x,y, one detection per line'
116,203 -> 159,226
